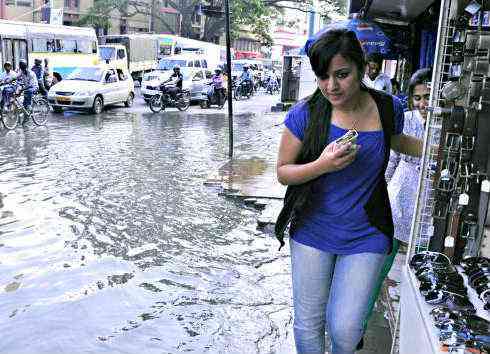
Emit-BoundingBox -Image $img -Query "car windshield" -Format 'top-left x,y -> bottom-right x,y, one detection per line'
66,67 -> 103,82
179,67 -> 192,80
99,47 -> 115,61
158,59 -> 187,70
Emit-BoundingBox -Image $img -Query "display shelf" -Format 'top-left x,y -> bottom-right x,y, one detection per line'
400,267 -> 445,354
457,266 -> 490,322
400,265 -> 489,354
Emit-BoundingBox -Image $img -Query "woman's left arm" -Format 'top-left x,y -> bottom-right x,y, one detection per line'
391,134 -> 423,158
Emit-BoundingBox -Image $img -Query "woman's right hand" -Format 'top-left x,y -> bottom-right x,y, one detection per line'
316,141 -> 358,173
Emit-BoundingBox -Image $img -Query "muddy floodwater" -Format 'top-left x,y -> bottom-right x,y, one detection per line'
0,109 -> 293,354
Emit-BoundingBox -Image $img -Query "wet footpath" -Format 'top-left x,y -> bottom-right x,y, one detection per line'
0,92 -> 397,354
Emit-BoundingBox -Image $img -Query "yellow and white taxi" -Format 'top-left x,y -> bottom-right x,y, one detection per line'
47,66 -> 135,114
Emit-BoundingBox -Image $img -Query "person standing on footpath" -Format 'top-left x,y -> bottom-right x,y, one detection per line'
364,52 -> 392,94
362,68 -> 432,334
386,68 -> 431,245
275,28 -> 423,354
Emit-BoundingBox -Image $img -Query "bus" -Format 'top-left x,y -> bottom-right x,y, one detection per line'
0,19 -> 98,82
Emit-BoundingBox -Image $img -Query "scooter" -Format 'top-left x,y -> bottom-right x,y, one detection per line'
198,81 -> 226,109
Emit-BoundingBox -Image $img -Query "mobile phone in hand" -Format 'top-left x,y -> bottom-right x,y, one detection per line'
335,129 -> 359,153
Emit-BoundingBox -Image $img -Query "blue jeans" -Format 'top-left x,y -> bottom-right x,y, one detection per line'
23,88 -> 34,109
290,238 -> 386,354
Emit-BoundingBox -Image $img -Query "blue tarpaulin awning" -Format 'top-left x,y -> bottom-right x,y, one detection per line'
302,19 -> 391,57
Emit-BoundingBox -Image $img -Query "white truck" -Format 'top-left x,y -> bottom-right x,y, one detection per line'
98,34 -> 159,83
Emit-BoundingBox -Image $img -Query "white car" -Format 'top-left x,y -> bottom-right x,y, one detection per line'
140,67 -> 212,102
48,66 -> 135,114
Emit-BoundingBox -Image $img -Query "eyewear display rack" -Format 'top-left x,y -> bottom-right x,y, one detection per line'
396,0 -> 490,353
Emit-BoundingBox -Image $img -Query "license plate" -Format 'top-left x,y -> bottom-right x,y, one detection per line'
57,97 -> 71,103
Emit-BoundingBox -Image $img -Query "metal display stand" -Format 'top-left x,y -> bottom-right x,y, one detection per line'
396,0 -> 490,352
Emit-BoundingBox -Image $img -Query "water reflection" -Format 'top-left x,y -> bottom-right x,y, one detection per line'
0,109 -> 292,354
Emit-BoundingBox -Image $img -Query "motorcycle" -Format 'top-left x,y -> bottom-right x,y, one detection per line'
149,83 -> 191,113
198,81 -> 226,109
233,79 -> 253,100
266,76 -> 280,95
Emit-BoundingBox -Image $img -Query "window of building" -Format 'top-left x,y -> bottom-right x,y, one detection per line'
194,60 -> 200,68
5,0 -> 15,5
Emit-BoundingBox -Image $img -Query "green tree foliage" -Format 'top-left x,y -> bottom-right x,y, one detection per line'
78,0 -> 347,44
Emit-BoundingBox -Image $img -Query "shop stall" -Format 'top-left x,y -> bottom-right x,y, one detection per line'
396,0 -> 490,353
348,1 -> 490,353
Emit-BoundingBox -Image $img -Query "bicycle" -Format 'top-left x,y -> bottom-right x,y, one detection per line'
1,84 -> 50,130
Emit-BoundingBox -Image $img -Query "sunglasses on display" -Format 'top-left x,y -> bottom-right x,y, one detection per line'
410,251 -> 452,269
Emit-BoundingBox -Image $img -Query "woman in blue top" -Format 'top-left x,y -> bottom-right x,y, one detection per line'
276,29 -> 423,354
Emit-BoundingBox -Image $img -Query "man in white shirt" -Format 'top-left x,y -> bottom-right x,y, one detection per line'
364,52 -> 392,94
0,61 -> 17,110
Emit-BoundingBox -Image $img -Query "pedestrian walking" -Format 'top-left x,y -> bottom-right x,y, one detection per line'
275,28 -> 423,354
364,52 -> 392,94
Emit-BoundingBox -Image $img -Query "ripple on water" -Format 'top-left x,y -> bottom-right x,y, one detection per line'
0,107 -> 292,354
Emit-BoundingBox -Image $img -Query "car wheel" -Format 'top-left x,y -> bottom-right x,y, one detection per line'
53,105 -> 63,114
92,96 -> 104,115
125,92 -> 134,108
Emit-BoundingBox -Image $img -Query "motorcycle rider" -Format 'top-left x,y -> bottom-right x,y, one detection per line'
17,59 -> 39,111
161,65 -> 183,102
211,68 -> 225,107
239,65 -> 253,96
266,68 -> 279,92
0,61 -> 17,110
31,58 -> 48,97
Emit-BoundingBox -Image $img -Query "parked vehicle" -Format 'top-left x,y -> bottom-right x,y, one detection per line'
99,34 -> 158,83
141,67 -> 212,102
148,83 -> 190,113
197,81 -> 226,109
47,66 -> 135,114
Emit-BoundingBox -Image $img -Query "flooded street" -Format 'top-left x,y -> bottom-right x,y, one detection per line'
0,98 -> 294,354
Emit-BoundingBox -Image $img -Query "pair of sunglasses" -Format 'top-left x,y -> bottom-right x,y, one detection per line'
410,251 -> 451,269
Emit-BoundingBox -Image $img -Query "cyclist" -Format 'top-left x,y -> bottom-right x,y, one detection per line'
17,59 -> 39,111
31,58 -> 48,97
161,65 -> 183,101
0,61 -> 17,110
239,65 -> 253,96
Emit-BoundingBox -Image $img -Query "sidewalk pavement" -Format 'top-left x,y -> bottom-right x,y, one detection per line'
205,135 -> 402,354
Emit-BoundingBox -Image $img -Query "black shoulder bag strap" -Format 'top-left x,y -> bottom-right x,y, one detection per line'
363,90 -> 395,243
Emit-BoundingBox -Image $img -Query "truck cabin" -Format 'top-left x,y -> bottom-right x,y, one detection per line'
99,45 -> 127,64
